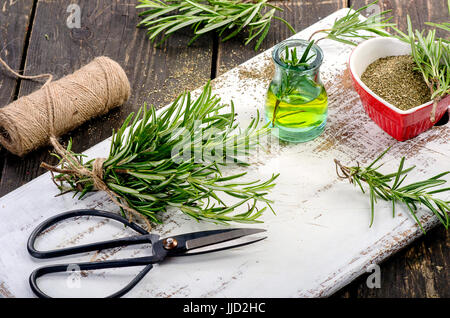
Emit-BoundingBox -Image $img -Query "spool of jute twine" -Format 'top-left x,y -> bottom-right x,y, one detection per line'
0,56 -> 130,156
0,56 -> 150,229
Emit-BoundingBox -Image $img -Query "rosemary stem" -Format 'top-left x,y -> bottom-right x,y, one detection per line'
335,152 -> 450,232
271,99 -> 281,126
308,29 -> 331,41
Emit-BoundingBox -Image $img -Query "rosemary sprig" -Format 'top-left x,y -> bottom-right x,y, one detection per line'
309,0 -> 395,45
425,0 -> 450,35
45,82 -> 278,225
335,149 -> 450,233
136,0 -> 295,50
393,16 -> 449,121
271,41 -> 316,125
280,41 -> 316,68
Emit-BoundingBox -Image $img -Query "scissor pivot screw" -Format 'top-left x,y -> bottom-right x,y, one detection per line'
163,238 -> 178,250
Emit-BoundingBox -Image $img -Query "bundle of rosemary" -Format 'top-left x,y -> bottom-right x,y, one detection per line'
136,0 -> 295,50
335,149 -> 450,233
42,83 -> 278,228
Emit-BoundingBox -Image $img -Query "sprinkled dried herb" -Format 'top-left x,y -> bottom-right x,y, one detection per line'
361,55 -> 432,110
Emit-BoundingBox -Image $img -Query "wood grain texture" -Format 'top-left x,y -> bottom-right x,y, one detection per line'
0,0 -> 34,105
333,0 -> 450,298
352,0 -> 449,38
0,0 -> 213,195
335,226 -> 449,298
215,0 -> 348,76
0,0 -> 34,198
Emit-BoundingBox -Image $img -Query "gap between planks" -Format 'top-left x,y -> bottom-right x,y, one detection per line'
0,0 -> 38,183
12,0 -> 38,100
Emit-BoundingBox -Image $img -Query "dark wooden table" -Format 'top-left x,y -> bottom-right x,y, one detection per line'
0,0 -> 448,298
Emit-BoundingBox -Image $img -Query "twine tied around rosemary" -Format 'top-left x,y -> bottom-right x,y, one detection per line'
41,139 -> 152,230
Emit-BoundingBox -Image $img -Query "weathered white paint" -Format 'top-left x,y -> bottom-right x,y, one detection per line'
0,9 -> 448,298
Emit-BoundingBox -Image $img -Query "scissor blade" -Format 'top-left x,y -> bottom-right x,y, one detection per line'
184,235 -> 266,255
185,228 -> 266,251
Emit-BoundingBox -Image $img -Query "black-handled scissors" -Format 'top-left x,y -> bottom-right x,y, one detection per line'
27,209 -> 267,298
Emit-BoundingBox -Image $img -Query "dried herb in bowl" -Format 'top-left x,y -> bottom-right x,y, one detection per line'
361,55 -> 432,111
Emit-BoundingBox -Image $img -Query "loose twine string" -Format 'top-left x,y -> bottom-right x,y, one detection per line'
0,56 -> 151,230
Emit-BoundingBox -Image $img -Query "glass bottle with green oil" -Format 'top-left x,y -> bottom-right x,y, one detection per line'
265,39 -> 328,142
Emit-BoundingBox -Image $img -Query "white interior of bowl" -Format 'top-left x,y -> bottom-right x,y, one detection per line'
349,37 -> 434,114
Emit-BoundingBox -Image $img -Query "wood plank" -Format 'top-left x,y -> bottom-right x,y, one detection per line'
215,0 -> 348,76
0,0 -> 35,298
0,0 -> 35,182
0,0 -> 213,196
334,0 -> 450,298
351,0 -> 449,38
0,0 -> 34,105
0,0 -> 36,196
334,226 -> 450,298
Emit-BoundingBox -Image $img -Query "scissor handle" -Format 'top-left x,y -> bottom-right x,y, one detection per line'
27,209 -> 167,298
27,209 -> 159,259
30,256 -> 158,298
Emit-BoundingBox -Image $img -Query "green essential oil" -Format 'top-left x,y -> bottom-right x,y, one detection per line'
265,82 -> 328,143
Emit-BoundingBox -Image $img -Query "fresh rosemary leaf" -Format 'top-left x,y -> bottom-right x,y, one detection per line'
335,150 -> 450,233
394,15 -> 449,120
136,0 -> 295,50
128,172 -> 167,181
309,0 -> 394,45
425,0 -> 450,32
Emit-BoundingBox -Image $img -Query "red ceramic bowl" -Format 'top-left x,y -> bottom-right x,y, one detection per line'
349,37 -> 449,141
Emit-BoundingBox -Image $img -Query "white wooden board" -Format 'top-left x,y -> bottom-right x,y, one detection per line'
0,9 -> 449,298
